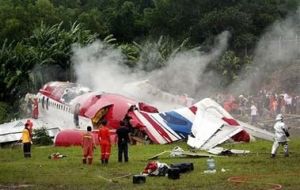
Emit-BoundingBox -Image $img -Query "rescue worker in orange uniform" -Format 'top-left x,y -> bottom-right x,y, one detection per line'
32,98 -> 39,119
98,119 -> 111,164
81,126 -> 95,165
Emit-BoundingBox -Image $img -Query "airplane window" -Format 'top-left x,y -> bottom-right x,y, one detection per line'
42,97 -> 45,109
46,98 -> 49,110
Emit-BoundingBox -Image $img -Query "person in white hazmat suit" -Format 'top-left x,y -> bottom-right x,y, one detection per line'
271,114 -> 290,158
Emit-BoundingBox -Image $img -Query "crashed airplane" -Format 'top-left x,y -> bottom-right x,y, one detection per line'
0,81 -> 273,151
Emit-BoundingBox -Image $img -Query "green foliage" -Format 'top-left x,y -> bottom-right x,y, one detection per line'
78,8 -> 109,38
104,1 -> 145,42
217,51 -> 241,85
0,102 -> 9,123
0,21 -> 97,104
32,127 -> 53,145
135,35 -> 189,71
118,43 -> 140,67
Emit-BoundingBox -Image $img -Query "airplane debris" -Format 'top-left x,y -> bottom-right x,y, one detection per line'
208,147 -> 250,155
148,146 -> 212,160
0,81 -> 274,151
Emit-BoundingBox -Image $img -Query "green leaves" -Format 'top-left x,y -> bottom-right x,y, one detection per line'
0,102 -> 9,123
32,127 -> 53,146
217,51 -> 241,85
133,35 -> 189,71
0,21 -> 97,106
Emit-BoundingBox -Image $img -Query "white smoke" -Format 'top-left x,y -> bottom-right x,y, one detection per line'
72,31 -> 230,110
229,7 -> 300,94
150,31 -> 230,98
72,41 -> 136,93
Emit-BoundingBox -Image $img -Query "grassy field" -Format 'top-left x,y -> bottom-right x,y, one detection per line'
1,139 -> 300,190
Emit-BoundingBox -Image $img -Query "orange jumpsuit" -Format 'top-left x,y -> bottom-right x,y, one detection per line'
98,126 -> 111,162
82,132 -> 95,164
32,98 -> 39,119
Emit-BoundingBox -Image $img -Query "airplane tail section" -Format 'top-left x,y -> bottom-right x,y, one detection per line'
130,98 -> 250,147
129,100 -> 201,144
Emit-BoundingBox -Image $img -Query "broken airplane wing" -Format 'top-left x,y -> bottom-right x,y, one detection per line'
0,119 -> 60,143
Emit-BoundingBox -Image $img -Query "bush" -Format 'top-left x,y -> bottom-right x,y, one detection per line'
33,127 -> 53,145
0,102 -> 9,123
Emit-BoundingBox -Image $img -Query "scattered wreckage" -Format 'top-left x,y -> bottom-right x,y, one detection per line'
0,81 -> 274,153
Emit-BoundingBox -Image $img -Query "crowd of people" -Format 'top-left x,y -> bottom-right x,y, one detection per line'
215,89 -> 300,124
214,89 -> 295,158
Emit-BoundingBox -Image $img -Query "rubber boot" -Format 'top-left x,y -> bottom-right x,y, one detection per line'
105,159 -> 108,164
88,158 -> 93,165
101,159 -> 104,164
82,158 -> 87,164
271,154 -> 275,158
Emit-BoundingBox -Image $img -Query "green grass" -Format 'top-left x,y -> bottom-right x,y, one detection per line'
1,139 -> 300,190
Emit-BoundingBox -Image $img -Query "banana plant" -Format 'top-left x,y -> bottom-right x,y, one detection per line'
134,35 -> 189,71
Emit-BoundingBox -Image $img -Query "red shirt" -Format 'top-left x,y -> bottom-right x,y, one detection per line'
98,126 -> 110,145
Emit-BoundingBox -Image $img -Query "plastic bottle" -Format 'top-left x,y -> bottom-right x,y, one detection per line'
207,156 -> 216,171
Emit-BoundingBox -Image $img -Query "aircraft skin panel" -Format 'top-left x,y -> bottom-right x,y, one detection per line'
172,108 -> 195,122
141,112 -> 184,143
195,98 -> 233,119
133,109 -> 185,144
148,114 -> 183,141
135,107 -> 194,143
141,112 -> 174,143
187,98 -> 249,150
150,114 -> 183,141
157,111 -> 192,136
189,106 -> 225,146
201,126 -> 243,150
0,120 -> 31,143
238,120 -> 274,141
187,125 -> 243,150
0,118 -> 60,143
0,133 -> 22,143
133,111 -> 167,144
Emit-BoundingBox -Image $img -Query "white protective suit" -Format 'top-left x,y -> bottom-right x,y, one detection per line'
271,117 -> 289,157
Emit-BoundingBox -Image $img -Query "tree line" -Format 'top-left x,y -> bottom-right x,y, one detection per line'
0,0 -> 299,122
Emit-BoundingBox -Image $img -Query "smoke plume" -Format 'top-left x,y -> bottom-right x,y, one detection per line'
72,32 -> 230,110
229,7 -> 300,94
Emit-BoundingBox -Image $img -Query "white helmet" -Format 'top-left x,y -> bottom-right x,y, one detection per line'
275,114 -> 283,121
